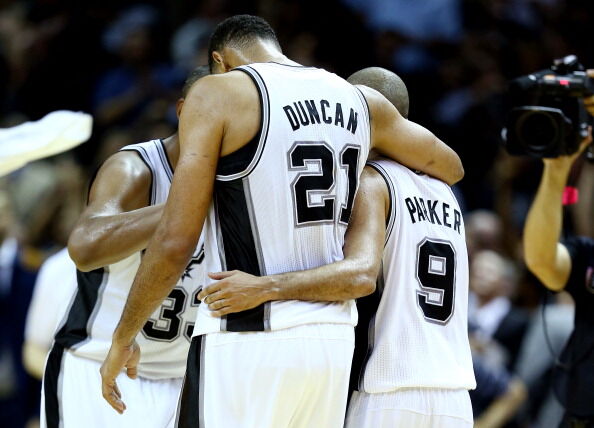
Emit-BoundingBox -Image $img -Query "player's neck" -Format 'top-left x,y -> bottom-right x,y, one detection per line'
230,41 -> 301,68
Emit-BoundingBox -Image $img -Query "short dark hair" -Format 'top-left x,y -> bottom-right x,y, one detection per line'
208,15 -> 280,72
347,67 -> 409,118
181,65 -> 210,97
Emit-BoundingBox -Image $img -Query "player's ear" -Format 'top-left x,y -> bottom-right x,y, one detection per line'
211,51 -> 229,73
175,98 -> 184,119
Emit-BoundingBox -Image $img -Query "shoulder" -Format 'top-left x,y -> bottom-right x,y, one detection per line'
354,84 -> 388,116
96,150 -> 151,184
182,71 -> 258,121
185,71 -> 256,102
88,150 -> 152,205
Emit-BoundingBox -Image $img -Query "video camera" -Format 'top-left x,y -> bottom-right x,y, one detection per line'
502,55 -> 594,158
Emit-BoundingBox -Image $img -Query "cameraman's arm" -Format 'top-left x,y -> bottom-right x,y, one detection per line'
524,139 -> 591,291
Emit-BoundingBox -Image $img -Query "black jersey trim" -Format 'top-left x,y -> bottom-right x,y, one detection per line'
176,336 -> 205,428
215,65 -> 270,182
43,344 -> 65,428
366,161 -> 396,245
354,86 -> 371,142
157,139 -> 174,181
213,178 -> 265,332
54,268 -> 108,349
120,145 -> 156,206
265,61 -> 317,70
350,266 -> 384,394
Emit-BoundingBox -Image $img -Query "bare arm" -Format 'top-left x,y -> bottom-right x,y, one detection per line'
199,166 -> 388,317
358,85 -> 464,185
110,78 -> 227,346
474,378 -> 527,428
99,74 -> 233,413
67,151 -> 163,272
524,137 -> 591,291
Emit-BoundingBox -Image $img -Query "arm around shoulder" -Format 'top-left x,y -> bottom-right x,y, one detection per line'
67,151 -> 162,271
358,85 -> 464,185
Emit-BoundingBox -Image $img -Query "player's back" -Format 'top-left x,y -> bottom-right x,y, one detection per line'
54,140 -> 203,379
196,62 -> 371,334
354,159 -> 475,393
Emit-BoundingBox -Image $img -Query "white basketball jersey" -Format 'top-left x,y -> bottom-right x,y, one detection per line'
353,159 -> 475,393
55,139 -> 204,379
195,62 -> 370,334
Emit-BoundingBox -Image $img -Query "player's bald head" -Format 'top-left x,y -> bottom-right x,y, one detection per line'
347,67 -> 409,119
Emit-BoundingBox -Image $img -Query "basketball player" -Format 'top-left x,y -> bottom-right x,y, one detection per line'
41,67 -> 209,428
199,67 -> 476,427
100,16 -> 464,428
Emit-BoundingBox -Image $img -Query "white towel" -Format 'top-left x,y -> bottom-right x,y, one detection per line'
0,110 -> 93,176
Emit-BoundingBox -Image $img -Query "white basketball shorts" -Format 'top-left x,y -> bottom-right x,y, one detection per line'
345,387 -> 474,428
175,323 -> 355,428
41,344 -> 183,428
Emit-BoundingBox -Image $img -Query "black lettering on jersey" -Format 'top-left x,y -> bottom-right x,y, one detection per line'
418,198 -> 429,222
283,105 -> 300,131
294,101 -> 310,126
346,108 -> 358,134
321,99 -> 332,124
453,210 -> 461,233
334,103 -> 344,127
405,197 -> 416,224
427,200 -> 442,225
285,99 -> 360,133
414,197 -> 426,222
304,100 -> 321,124
442,202 -> 451,227
404,196 -> 461,234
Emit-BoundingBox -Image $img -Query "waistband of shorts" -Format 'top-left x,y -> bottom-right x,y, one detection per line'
204,322 -> 354,345
350,387 -> 473,423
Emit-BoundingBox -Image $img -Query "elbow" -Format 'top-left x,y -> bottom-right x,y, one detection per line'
454,163 -> 465,184
523,241 -> 549,277
446,161 -> 464,186
357,276 -> 376,298
353,264 -> 379,298
158,235 -> 197,265
67,234 -> 97,272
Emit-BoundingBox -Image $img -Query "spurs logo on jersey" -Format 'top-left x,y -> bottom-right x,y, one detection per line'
195,62 -> 371,335
54,140 -> 204,379
352,159 -> 476,393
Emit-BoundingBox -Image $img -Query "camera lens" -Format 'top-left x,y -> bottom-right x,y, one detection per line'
516,110 -> 559,154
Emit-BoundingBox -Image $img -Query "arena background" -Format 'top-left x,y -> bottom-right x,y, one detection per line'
1,0 -> 593,427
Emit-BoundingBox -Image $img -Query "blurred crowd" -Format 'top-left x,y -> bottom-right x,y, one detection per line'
1,0 -> 593,427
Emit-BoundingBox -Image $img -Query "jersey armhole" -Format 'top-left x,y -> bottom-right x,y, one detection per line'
354,86 -> 371,144
366,161 -> 396,246
215,66 -> 271,181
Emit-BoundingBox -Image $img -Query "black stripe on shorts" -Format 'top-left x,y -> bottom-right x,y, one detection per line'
43,344 -> 65,428
176,336 -> 204,428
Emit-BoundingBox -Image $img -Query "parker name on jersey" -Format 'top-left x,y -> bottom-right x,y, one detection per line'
404,194 -> 462,234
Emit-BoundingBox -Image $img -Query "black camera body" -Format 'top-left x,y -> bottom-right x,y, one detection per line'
503,55 -> 594,158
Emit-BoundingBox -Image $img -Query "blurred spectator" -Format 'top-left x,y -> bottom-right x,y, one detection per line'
465,210 -> 504,259
170,0 -> 226,72
469,250 -> 529,369
94,5 -> 183,129
514,292 -> 574,428
470,355 -> 527,428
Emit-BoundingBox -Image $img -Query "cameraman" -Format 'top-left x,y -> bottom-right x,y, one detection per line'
524,80 -> 594,427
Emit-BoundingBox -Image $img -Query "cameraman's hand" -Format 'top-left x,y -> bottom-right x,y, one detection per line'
543,126 -> 592,171
586,70 -> 594,116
